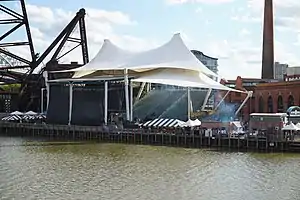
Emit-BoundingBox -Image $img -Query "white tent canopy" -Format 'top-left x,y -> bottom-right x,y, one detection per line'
180,119 -> 202,127
142,118 -> 185,128
50,33 -> 246,93
72,39 -> 134,78
25,111 -> 37,115
47,33 -> 250,123
10,111 -> 23,115
66,33 -> 217,78
132,68 -> 247,93
282,123 -> 300,131
231,121 -> 243,128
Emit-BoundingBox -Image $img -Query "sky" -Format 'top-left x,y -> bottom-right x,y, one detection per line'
1,0 -> 300,79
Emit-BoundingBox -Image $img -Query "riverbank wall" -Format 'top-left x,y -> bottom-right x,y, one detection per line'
1,122 -> 300,153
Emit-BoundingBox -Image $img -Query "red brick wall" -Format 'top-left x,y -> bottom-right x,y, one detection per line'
254,86 -> 300,112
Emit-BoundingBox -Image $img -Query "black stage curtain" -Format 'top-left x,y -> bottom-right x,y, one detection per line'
108,83 -> 126,113
71,84 -> 104,126
47,84 -> 70,125
47,82 -> 130,126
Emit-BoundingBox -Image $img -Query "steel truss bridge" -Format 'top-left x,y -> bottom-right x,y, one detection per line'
0,0 -> 89,111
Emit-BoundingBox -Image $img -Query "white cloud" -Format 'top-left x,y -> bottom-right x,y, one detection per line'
167,0 -> 300,79
201,40 -> 262,79
2,4 -> 159,72
295,35 -> 300,46
231,14 -> 260,23
189,36 -> 298,79
244,0 -> 300,29
26,4 -> 55,24
86,9 -> 136,25
2,0 -> 299,80
274,41 -> 299,66
195,7 -> 202,13
231,0 -> 300,34
222,0 -> 300,79
239,28 -> 251,36
166,0 -> 234,5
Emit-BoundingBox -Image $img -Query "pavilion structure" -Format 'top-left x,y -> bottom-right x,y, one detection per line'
47,33 -> 252,125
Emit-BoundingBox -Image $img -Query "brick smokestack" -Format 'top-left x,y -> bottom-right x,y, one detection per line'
261,0 -> 274,79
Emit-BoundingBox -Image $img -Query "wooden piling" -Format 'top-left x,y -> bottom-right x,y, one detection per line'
0,121 -> 297,153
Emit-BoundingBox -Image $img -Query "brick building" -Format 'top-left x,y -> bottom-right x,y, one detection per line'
220,76 -> 300,122
254,81 -> 300,113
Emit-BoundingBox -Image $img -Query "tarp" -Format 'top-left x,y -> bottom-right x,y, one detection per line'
46,82 -> 130,126
132,68 -> 247,93
231,121 -> 242,128
71,85 -> 105,126
282,123 -> 300,131
46,84 -> 70,125
65,33 -> 217,78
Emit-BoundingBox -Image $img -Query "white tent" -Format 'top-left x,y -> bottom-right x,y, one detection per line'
69,33 -> 217,78
231,121 -> 243,128
142,118 -> 185,128
132,68 -> 246,93
10,111 -> 23,115
72,39 -> 134,78
282,123 -> 300,131
47,33 -> 250,123
296,123 -> 300,129
180,119 -> 202,127
2,115 -> 22,121
194,119 -> 201,125
25,111 -> 37,115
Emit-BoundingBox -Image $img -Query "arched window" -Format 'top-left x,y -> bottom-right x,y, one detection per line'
277,95 -> 284,112
288,95 -> 294,108
259,96 -> 264,112
267,96 -> 273,113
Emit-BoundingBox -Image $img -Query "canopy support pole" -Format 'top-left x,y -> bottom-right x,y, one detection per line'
214,91 -> 230,111
235,91 -> 253,116
130,81 -> 133,121
68,83 -> 73,126
190,98 -> 193,113
43,71 -> 50,110
40,88 -> 45,113
135,82 -> 146,103
124,69 -> 130,121
104,81 -> 108,125
201,88 -> 212,111
187,87 -> 191,120
146,83 -> 151,92
46,84 -> 50,110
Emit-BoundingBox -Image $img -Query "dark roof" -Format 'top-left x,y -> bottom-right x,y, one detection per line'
256,80 -> 300,87
226,78 -> 276,84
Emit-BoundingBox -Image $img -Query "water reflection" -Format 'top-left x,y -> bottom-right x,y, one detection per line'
1,136 -> 300,200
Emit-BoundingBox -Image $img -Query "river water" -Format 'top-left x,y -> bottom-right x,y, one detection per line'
1,136 -> 300,200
